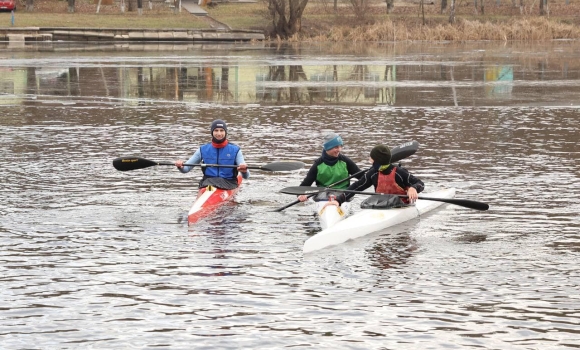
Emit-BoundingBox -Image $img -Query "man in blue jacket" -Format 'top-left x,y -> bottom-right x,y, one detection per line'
175,119 -> 249,189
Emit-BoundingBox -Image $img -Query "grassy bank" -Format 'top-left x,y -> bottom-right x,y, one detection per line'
2,12 -> 209,28
2,0 -> 580,40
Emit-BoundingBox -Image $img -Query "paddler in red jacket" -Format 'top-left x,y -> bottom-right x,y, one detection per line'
333,144 -> 424,206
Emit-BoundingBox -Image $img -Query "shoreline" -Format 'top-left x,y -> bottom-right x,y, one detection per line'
0,27 -> 265,43
2,1 -> 580,43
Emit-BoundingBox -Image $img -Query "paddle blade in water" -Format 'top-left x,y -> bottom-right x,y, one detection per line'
113,157 -> 158,171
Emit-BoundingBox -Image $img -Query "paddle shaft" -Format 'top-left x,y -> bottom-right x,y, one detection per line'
180,163 -> 269,170
113,157 -> 305,172
283,187 -> 489,211
273,140 -> 420,212
138,162 -> 260,169
272,167 -> 369,212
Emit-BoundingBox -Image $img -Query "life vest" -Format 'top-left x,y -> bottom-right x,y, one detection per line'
316,161 -> 349,189
199,142 -> 240,180
375,167 -> 409,203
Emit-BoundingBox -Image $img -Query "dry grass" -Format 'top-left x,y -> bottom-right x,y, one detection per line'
206,2 -> 270,30
3,0 -> 209,28
293,17 -> 580,42
295,3 -> 580,41
4,12 -> 209,28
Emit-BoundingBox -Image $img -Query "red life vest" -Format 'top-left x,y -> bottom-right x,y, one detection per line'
375,167 -> 410,203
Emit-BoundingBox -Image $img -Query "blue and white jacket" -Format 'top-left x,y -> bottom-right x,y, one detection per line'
180,142 -> 250,180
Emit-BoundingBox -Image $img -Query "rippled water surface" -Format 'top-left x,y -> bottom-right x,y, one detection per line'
1,41 -> 579,349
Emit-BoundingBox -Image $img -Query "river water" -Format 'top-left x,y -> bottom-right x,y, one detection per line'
1,41 -> 579,349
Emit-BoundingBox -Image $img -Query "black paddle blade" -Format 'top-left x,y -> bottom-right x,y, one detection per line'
420,197 -> 489,211
279,186 -> 325,195
390,140 -> 420,163
259,161 -> 305,172
113,157 -> 158,171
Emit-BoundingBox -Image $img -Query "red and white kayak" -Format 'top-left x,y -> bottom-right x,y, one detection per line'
187,176 -> 242,225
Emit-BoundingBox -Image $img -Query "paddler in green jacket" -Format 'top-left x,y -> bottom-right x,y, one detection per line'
297,132 -> 362,202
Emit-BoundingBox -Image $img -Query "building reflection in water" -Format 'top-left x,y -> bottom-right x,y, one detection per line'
0,47 -> 576,107
1,63 -> 399,106
484,65 -> 513,98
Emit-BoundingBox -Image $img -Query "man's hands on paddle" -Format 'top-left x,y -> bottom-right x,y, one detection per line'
175,160 -> 185,169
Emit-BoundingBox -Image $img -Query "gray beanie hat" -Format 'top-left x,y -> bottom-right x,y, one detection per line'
211,119 -> 227,134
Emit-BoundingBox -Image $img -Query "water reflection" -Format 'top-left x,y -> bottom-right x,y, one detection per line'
1,42 -> 578,107
484,66 -> 513,98
366,232 -> 417,270
1,41 -> 579,349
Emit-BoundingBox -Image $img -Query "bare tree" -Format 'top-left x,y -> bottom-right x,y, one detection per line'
268,0 -> 310,39
26,0 -> 33,11
288,66 -> 310,103
449,0 -> 456,23
539,0 -> 548,15
68,0 -> 75,13
441,0 -> 447,13
349,0 -> 369,19
386,0 -> 394,14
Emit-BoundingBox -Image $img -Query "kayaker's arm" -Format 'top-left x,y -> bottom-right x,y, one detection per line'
396,167 -> 425,193
235,151 -> 250,179
299,160 -> 321,187
177,150 -> 202,173
297,159 -> 323,202
336,168 -> 377,204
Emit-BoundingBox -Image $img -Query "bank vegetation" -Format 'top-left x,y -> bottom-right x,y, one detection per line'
3,0 -> 580,41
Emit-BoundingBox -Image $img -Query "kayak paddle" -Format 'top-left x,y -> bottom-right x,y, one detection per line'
113,157 -> 305,172
272,140 -> 420,212
279,186 -> 489,211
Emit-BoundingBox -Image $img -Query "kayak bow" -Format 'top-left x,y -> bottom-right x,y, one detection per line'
187,176 -> 243,225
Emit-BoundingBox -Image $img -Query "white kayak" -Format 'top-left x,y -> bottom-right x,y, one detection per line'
303,188 -> 456,253
314,200 -> 352,230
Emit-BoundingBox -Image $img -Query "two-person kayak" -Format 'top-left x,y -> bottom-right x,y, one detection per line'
280,184 -> 488,253
303,188 -> 457,253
